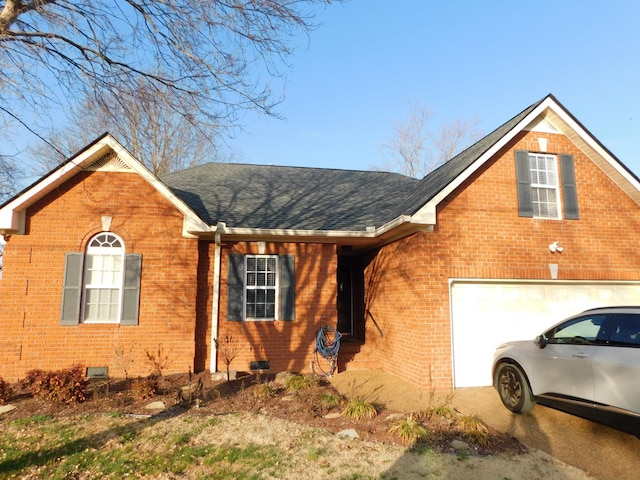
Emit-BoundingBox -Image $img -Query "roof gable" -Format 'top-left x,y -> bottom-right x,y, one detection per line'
407,94 -> 640,225
0,134 -> 208,236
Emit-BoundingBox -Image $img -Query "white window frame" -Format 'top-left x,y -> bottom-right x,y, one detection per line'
244,254 -> 279,321
82,232 -> 125,324
529,153 -> 561,219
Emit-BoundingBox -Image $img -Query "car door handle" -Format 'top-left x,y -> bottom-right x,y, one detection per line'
572,353 -> 590,358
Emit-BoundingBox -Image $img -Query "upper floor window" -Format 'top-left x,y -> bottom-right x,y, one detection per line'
529,153 -> 560,219
60,233 -> 142,326
515,150 -> 579,220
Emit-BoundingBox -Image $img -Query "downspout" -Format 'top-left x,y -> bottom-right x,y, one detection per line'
210,222 -> 226,373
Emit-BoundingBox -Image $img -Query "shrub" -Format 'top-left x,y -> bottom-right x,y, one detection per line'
389,414 -> 431,444
131,376 -> 159,400
254,382 -> 277,399
342,398 -> 377,420
22,365 -> 87,404
284,374 -> 316,392
319,392 -> 342,409
456,414 -> 489,446
0,377 -> 12,404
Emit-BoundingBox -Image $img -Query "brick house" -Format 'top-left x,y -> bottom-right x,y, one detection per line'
2,94 -> 640,390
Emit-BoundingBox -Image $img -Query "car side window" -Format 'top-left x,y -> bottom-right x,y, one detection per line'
609,314 -> 640,346
547,314 -> 607,345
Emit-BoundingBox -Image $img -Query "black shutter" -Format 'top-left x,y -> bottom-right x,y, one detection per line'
560,154 -> 579,220
227,255 -> 244,321
121,253 -> 142,325
515,150 -> 533,217
60,253 -> 84,325
279,255 -> 295,321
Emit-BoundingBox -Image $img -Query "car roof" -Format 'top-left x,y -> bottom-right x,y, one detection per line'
581,306 -> 640,314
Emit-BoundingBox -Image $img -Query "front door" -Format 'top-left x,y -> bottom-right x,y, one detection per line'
337,265 -> 353,335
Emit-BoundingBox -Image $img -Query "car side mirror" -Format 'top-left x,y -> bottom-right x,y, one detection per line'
535,334 -> 548,349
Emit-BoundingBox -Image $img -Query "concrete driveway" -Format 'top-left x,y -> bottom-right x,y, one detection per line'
451,387 -> 640,480
331,371 -> 639,480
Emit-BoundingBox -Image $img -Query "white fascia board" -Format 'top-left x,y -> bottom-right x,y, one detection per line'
0,134 -> 209,236
0,138 -> 114,233
210,216 -> 422,244
216,226 -> 377,239
375,215 -> 413,235
546,106 -> 640,197
410,97 -> 565,225
109,143 -> 210,236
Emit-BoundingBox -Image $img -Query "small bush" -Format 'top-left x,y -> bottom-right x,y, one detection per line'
342,398 -> 377,420
285,374 -> 316,392
22,364 -> 87,404
319,392 -> 341,409
130,376 -> 159,400
0,377 -> 12,404
429,404 -> 456,419
254,382 -> 277,398
389,414 -> 431,444
456,414 -> 489,446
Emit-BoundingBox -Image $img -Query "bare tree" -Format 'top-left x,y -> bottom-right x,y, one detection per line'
377,101 -> 482,178
0,152 -> 20,203
31,84 -> 218,176
0,0 -> 337,174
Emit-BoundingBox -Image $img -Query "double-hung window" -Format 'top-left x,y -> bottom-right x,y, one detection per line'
529,153 -> 560,219
227,254 -> 295,322
515,150 -> 579,220
245,255 -> 278,320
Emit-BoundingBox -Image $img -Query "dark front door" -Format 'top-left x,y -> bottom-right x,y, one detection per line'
337,265 -> 353,335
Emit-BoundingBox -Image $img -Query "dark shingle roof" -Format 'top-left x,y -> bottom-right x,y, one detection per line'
161,164 -> 419,231
161,96 -> 549,232
399,96 -> 546,215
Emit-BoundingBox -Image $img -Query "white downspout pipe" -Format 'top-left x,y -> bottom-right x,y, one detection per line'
210,222 -> 225,373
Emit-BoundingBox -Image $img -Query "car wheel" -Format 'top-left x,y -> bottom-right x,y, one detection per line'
496,363 -> 535,413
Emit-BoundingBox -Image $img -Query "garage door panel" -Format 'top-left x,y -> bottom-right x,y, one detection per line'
450,282 -> 640,388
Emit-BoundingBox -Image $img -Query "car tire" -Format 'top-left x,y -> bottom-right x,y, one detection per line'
495,363 -> 536,413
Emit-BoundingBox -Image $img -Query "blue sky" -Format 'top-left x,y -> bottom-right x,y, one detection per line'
226,0 -> 640,175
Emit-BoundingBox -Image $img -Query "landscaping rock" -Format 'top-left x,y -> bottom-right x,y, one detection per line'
324,412 -> 341,419
145,401 -> 166,410
0,405 -> 16,415
211,371 -> 237,382
337,429 -> 359,439
451,439 -> 470,451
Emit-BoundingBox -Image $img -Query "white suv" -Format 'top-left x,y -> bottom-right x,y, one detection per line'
492,307 -> 640,428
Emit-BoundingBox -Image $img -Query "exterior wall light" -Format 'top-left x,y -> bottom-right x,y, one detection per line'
549,241 -> 564,253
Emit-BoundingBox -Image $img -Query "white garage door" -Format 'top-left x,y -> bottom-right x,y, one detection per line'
450,280 -> 640,388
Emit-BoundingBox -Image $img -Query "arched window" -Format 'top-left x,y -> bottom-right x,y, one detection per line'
60,233 -> 142,325
84,233 -> 125,323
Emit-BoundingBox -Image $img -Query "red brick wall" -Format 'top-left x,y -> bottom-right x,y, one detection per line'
0,170 -> 199,382
356,131 -> 640,391
213,242 -> 338,375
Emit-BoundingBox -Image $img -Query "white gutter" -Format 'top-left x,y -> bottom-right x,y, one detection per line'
209,222 -> 226,373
